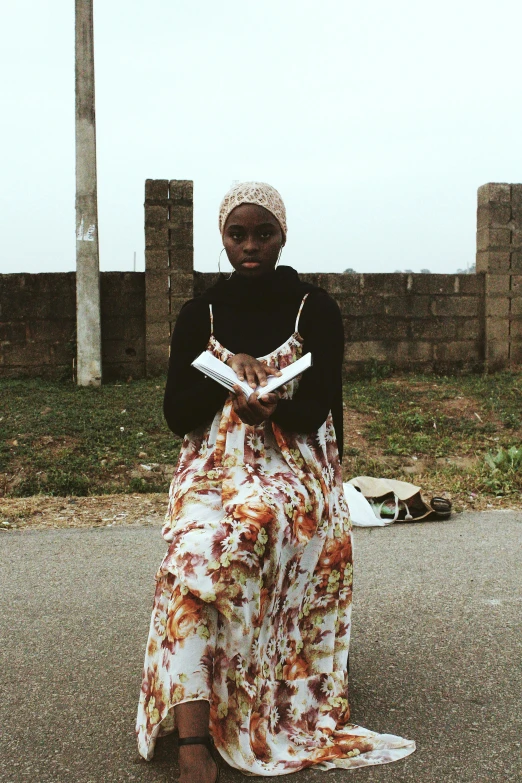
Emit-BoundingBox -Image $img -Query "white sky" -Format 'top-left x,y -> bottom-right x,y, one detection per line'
1,0 -> 521,275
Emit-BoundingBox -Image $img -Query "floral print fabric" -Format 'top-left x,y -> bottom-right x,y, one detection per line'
136,305 -> 415,774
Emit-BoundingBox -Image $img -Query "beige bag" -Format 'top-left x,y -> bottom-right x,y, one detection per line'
348,477 -> 452,522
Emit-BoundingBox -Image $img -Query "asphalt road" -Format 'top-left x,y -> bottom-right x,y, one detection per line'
1,512 -> 520,783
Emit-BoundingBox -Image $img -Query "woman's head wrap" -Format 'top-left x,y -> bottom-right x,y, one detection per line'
218,181 -> 287,242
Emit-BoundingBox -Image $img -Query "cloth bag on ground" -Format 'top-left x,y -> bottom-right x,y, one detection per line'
344,477 -> 451,527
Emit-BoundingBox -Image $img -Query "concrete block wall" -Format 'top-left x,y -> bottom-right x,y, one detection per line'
0,272 -> 145,380
144,179 -> 193,375
476,183 -> 522,368
194,271 -> 484,373
1,181 -> 520,381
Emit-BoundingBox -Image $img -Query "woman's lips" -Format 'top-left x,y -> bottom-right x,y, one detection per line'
241,260 -> 260,268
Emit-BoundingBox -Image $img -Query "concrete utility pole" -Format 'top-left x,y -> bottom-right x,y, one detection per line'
75,0 -> 102,386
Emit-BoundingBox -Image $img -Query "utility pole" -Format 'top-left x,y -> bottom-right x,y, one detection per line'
75,0 -> 102,386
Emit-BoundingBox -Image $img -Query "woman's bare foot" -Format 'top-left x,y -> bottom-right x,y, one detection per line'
178,743 -> 218,783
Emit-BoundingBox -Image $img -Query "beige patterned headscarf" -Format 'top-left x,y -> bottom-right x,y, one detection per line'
219,181 -> 287,242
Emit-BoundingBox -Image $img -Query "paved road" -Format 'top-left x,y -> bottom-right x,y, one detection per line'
1,512 -> 520,783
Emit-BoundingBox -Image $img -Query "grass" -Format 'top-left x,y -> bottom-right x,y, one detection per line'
0,378 -> 181,497
341,371 -> 522,509
1,373 -> 521,509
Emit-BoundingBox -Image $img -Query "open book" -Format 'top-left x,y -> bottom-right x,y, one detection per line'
192,351 -> 312,399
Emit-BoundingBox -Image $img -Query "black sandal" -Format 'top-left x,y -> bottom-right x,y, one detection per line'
177,735 -> 220,783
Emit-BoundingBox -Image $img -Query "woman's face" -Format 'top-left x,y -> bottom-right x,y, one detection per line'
223,203 -> 284,277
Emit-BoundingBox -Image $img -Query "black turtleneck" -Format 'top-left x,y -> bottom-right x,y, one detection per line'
163,266 -> 344,457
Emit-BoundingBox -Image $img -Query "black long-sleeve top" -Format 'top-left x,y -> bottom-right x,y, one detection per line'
163,266 -> 345,457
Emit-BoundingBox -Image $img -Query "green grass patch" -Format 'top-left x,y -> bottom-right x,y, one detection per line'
1,373 -> 521,505
0,378 -> 181,497
342,371 -> 522,504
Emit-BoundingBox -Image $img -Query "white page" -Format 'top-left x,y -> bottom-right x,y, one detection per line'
191,351 -> 312,399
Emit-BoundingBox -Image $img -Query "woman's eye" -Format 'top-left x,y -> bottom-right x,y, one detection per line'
231,233 -> 243,241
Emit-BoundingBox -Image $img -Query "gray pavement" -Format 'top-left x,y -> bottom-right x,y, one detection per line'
0,512 -> 521,783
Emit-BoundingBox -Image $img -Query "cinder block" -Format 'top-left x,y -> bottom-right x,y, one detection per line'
146,343 -> 170,376
383,295 -> 431,318
486,340 -> 509,368
361,274 -> 407,295
456,319 -> 481,340
326,274 -> 361,295
509,317 -> 522,339
0,322 -> 27,343
145,179 -> 169,201
485,274 -> 511,295
509,341 -> 522,364
144,308 -> 171,325
511,297 -> 522,316
48,343 -> 76,365
169,271 -> 194,300
347,316 -> 408,341
169,247 -> 193,273
102,316 -> 145,343
459,274 -> 483,295
344,341 -> 391,362
1,342 -> 52,366
145,224 -> 169,249
168,204 -> 193,227
145,205 -> 169,227
145,271 -> 170,302
102,339 -> 146,364
432,297 -> 479,317
146,321 -> 172,346
477,228 -> 512,251
486,318 -> 511,341
344,296 -> 386,317
475,251 -> 511,274
435,341 -> 481,362
411,319 -> 456,341
477,183 -> 511,205
476,203 -> 512,228
31,320 -> 75,343
511,250 -> 522,272
395,341 -> 433,362
411,275 -> 459,295
169,180 -> 193,203
511,184 -> 522,208
486,298 -> 510,317
145,249 -> 169,271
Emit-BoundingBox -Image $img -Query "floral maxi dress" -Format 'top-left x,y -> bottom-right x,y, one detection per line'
136,297 -> 415,774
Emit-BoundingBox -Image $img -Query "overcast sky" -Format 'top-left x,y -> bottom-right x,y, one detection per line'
2,0 -> 521,276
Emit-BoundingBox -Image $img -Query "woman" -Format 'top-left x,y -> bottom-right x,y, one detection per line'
136,182 -> 414,780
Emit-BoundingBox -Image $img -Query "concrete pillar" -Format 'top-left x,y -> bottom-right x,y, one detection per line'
477,183 -> 522,370
75,0 -> 102,386
145,180 -> 194,376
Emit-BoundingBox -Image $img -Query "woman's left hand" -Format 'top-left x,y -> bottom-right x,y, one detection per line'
231,385 -> 280,425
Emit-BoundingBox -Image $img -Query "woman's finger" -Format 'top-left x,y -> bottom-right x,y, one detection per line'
256,364 -> 268,387
263,364 -> 283,378
244,364 -> 258,389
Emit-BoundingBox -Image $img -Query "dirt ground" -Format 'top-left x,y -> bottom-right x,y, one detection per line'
0,493 -> 169,531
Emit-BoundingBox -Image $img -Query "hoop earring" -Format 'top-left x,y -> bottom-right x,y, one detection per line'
218,248 -> 233,279
275,244 -> 284,268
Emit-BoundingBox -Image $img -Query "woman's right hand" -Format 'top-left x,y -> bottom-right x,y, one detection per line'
226,353 -> 281,390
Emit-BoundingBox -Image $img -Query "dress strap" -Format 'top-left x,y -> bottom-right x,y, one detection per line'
295,293 -> 309,333
209,304 -> 214,335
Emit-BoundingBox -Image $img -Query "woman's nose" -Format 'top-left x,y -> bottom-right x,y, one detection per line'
243,234 -> 259,253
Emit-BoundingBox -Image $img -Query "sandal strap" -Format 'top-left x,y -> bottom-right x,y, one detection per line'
178,735 -> 213,748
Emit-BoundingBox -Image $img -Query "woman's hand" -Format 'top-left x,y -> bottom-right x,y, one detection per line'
227,353 -> 281,390
231,385 -> 280,425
